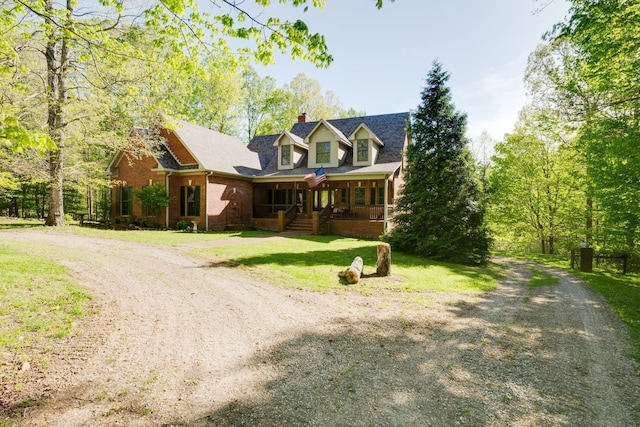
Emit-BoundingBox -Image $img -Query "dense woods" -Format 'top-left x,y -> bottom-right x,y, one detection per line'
489,0 -> 640,257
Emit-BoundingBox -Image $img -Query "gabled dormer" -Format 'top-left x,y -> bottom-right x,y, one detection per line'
273,131 -> 308,170
348,123 -> 384,167
305,119 -> 352,168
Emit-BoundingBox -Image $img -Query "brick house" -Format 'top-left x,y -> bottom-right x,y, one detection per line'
106,112 -> 410,238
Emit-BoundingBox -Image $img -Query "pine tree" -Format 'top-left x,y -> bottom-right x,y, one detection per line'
386,61 -> 490,265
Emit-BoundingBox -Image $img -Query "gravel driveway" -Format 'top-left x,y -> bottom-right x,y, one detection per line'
2,229 -> 639,426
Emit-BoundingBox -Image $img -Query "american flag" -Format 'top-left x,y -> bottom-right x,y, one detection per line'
304,167 -> 327,188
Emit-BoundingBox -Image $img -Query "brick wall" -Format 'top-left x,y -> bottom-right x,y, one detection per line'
252,217 -> 279,232
206,175 -> 253,231
329,220 -> 384,239
111,152 -> 166,226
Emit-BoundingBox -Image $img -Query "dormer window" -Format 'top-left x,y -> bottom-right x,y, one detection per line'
274,131 -> 307,170
356,139 -> 368,162
316,141 -> 331,164
349,124 -> 384,167
281,145 -> 291,166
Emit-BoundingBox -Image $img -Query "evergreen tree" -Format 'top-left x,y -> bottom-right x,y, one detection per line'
386,61 -> 490,265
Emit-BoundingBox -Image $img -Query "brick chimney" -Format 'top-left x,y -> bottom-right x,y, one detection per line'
298,113 -> 310,123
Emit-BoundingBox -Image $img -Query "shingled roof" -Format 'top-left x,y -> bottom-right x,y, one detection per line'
168,117 -> 262,176
247,112 -> 410,177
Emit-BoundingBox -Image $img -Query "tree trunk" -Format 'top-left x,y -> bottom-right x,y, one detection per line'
586,197 -> 593,243
346,256 -> 363,284
377,243 -> 391,276
44,0 -> 71,226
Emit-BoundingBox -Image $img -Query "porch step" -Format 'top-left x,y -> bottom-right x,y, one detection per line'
286,218 -> 312,232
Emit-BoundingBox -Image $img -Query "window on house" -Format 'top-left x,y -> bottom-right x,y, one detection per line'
116,186 -> 133,216
281,145 -> 291,166
370,187 -> 385,205
268,188 -> 294,207
180,185 -> 200,216
340,188 -> 349,204
354,187 -> 366,205
316,141 -> 330,164
357,139 -> 368,162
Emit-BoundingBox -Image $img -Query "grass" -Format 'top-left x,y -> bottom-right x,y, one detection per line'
527,266 -> 559,287
0,241 -> 91,374
196,234 -> 501,293
0,217 -> 45,229
54,225 -> 277,246
499,251 -> 640,364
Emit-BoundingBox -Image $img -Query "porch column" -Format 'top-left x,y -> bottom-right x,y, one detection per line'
383,174 -> 389,232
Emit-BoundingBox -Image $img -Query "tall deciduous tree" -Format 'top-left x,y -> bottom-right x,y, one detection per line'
489,106 -> 585,254
536,0 -> 640,252
386,61 -> 490,265
241,67 -> 281,142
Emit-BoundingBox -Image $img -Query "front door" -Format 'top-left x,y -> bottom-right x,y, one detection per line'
313,189 -> 331,211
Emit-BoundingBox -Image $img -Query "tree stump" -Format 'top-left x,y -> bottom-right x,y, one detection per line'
377,243 -> 391,276
346,256 -> 364,284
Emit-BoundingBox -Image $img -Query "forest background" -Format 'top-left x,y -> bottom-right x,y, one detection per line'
1,0 -> 639,259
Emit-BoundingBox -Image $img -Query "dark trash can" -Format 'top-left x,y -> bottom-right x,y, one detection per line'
580,247 -> 593,272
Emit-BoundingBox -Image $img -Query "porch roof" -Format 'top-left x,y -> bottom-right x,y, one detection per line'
253,162 -> 402,181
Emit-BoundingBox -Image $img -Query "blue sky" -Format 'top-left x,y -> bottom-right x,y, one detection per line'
252,0 -> 569,143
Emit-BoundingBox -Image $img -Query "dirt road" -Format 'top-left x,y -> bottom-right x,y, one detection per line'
2,229 -> 639,426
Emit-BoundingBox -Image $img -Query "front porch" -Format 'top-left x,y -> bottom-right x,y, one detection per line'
251,180 -> 390,239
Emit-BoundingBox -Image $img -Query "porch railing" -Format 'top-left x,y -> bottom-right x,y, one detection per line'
254,203 -> 385,221
329,205 -> 385,221
283,204 -> 297,227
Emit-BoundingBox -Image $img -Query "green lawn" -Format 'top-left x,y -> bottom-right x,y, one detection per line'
0,241 -> 91,380
58,225 -> 276,246
195,234 -> 502,294
0,217 -> 45,229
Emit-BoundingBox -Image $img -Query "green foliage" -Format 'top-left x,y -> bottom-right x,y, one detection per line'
0,117 -> 55,153
134,183 -> 170,217
534,0 -> 640,253
488,106 -> 585,255
386,61 -> 490,265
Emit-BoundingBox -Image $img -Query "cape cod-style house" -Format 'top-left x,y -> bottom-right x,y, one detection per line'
106,112 -> 410,238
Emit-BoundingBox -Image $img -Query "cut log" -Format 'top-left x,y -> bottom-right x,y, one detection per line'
377,243 -> 391,276
346,256 -> 364,284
